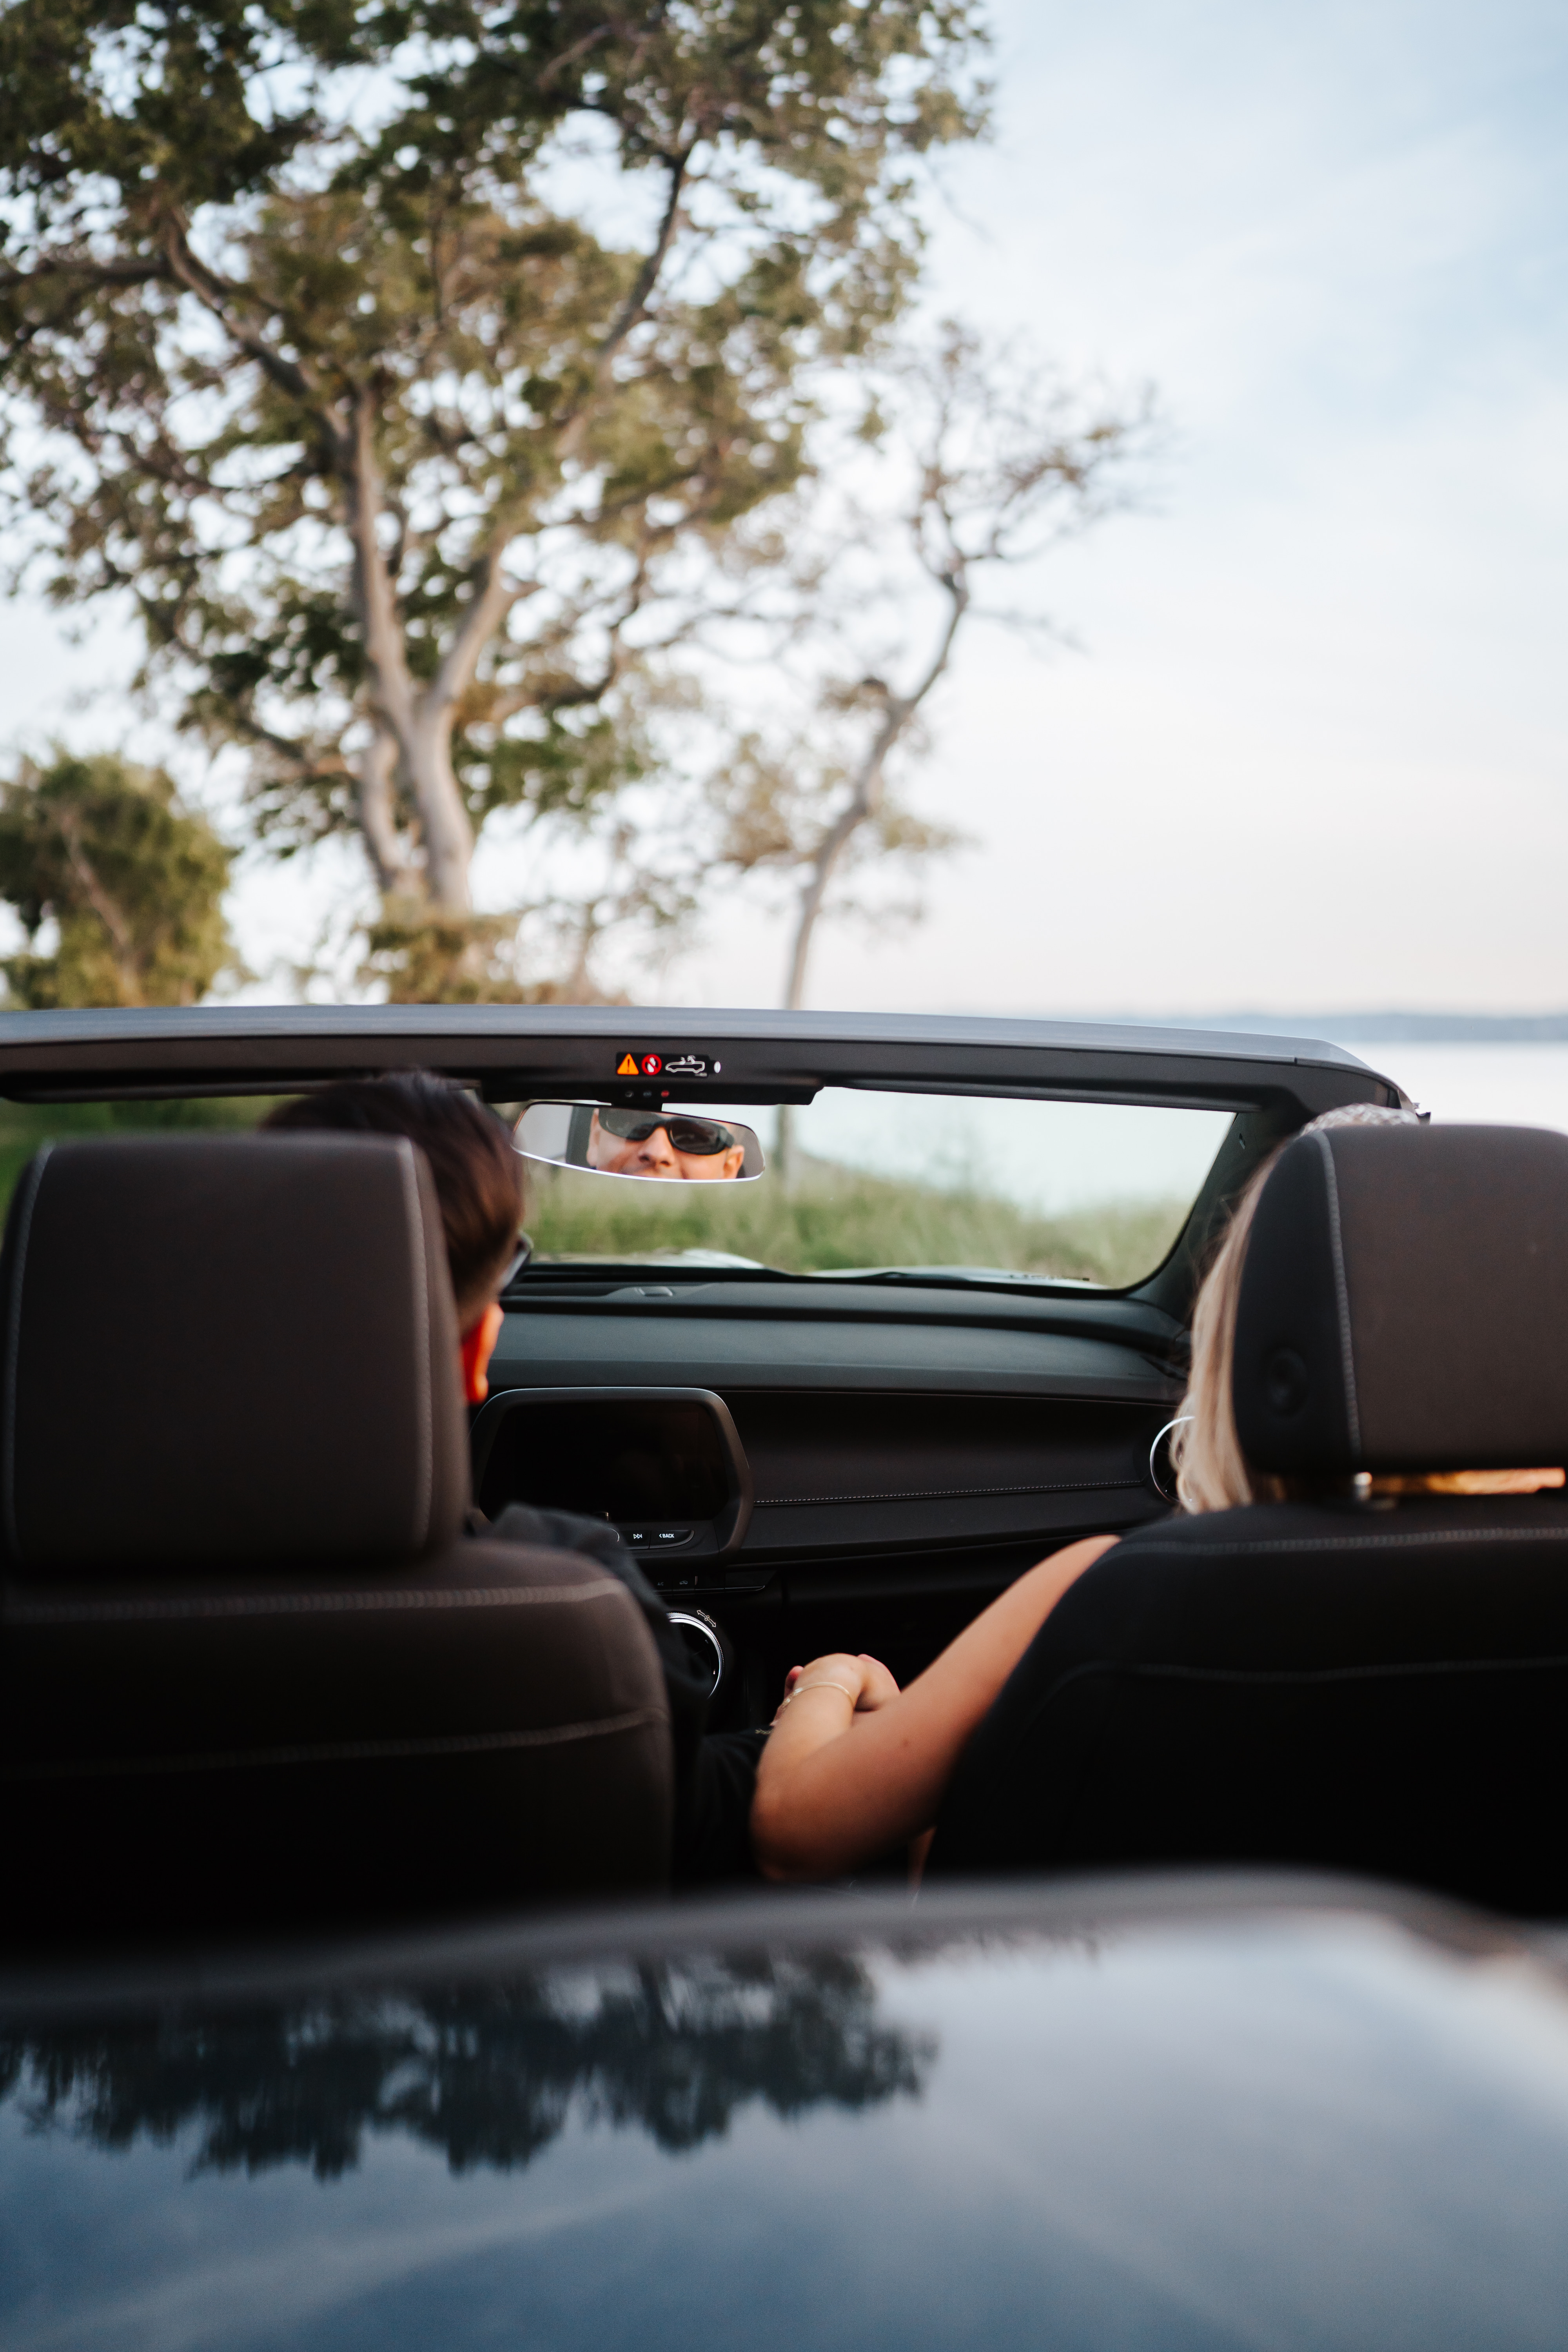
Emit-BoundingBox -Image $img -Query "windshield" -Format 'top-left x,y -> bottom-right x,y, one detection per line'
523,1091 -> 1234,1289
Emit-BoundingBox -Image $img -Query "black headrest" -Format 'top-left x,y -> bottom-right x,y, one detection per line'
1234,1123 -> 1568,1474
0,1133 -> 468,1574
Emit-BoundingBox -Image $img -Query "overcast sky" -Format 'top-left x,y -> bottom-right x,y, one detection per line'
3,0 -> 1565,1020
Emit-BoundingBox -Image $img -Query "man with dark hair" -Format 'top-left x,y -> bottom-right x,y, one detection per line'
267,1074 -> 524,1404
266,1075 -> 764,1883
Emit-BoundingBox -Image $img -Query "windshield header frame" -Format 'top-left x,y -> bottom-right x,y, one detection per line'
0,1008 -> 1404,1325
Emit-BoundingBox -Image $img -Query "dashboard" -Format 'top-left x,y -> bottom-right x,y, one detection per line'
479,1279 -> 1183,1695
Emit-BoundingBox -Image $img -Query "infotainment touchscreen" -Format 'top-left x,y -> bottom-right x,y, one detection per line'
475,1396 -> 732,1527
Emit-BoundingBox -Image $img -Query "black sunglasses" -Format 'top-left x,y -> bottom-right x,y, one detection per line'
597,1109 -> 740,1156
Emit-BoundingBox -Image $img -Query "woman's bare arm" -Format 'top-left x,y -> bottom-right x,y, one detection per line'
751,1532 -> 1119,1882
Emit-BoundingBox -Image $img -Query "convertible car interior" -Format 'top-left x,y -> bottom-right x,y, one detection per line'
2,1004 -> 1566,1936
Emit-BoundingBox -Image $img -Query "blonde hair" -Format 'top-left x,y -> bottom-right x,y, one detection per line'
1169,1146 -> 1283,1514
1166,1105 -> 1561,1514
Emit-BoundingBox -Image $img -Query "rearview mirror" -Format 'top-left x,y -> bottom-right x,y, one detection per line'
514,1102 -> 766,1183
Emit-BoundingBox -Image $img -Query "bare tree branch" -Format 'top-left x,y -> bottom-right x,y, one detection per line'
784,577 -> 968,1010
426,557 -> 536,719
557,144 -> 694,460
0,256 -> 169,292
705,324 -> 1157,1012
160,219 -> 338,432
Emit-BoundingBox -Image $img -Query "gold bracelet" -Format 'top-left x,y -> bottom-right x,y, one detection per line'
778,1677 -> 858,1710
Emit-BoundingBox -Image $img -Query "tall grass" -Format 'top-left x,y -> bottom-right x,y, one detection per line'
527,1154 -> 1189,1289
0,1104 -> 1191,1289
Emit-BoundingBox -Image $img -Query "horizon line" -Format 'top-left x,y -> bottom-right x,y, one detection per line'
1079,1011 -> 1568,1045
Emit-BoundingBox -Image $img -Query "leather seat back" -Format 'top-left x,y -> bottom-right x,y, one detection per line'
0,1134 -> 671,1934
935,1125 -> 1568,1914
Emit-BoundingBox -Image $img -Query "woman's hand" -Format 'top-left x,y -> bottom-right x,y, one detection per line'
849,1653 -> 900,1712
778,1653 -> 899,1722
753,1532 -> 1120,1883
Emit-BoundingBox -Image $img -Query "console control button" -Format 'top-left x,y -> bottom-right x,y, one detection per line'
620,1526 -> 695,1548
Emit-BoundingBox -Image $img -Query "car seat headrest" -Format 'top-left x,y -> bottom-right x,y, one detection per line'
1233,1123 -> 1568,1475
0,1132 -> 468,1574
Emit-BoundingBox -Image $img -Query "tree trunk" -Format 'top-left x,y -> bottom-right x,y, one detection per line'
781,575 -> 968,1011
773,1102 -> 796,1187
355,726 -> 411,897
342,397 -> 481,918
407,710 -> 476,915
782,697 -> 907,1010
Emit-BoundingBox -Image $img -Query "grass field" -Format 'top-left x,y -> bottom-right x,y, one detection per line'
526,1154 -> 1188,1289
0,1103 -> 1189,1290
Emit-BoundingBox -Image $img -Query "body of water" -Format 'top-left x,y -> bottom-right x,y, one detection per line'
1345,1042 -> 1568,1133
713,1045 -> 1568,1226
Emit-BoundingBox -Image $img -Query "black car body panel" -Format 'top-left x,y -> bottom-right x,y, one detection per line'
5,1875 -> 1568,2351
0,1003 -> 1400,1106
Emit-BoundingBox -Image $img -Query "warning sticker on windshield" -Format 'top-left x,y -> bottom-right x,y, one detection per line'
615,1049 -> 720,1078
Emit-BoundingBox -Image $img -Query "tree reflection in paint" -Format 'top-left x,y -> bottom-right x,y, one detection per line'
0,1951 -> 932,2182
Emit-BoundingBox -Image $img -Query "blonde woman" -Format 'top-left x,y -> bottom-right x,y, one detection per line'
751,1104 -> 1557,1883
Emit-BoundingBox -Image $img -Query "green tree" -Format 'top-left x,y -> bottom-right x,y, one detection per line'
0,752 -> 237,1008
0,0 -> 989,996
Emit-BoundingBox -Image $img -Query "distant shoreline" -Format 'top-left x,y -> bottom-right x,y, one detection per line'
1100,1013 -> 1568,1046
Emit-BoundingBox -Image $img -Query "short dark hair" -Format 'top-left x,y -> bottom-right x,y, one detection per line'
265,1075 -> 523,1327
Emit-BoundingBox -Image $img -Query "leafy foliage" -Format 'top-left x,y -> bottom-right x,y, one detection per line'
0,751 -> 236,1007
0,0 -> 991,994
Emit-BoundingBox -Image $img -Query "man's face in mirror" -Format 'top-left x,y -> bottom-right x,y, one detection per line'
586,1111 -> 746,1181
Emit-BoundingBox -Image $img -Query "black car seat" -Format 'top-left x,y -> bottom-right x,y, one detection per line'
0,1132 -> 672,1936
933,1123 -> 1568,1915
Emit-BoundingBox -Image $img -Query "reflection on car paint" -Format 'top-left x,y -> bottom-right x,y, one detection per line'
9,1893 -> 1568,2350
